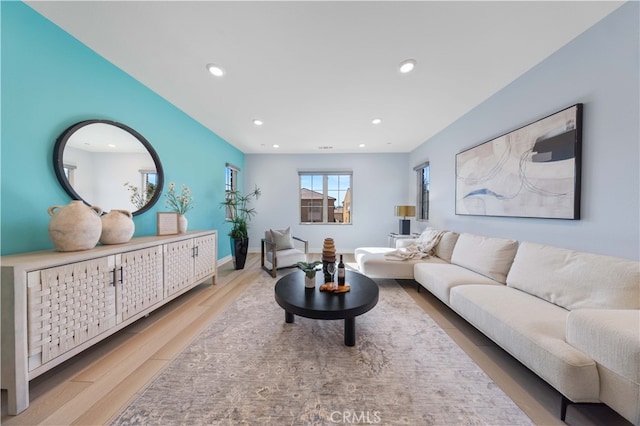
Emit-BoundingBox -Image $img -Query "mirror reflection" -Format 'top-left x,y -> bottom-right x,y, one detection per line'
54,120 -> 164,215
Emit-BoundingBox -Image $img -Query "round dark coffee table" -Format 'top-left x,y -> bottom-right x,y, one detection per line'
274,270 -> 379,346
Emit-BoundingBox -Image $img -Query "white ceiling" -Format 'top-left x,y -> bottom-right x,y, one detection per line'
27,1 -> 623,154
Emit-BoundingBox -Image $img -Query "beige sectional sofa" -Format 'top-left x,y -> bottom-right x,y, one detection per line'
355,230 -> 640,425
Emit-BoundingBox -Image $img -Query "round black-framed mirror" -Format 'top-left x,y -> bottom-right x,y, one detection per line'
53,119 -> 164,216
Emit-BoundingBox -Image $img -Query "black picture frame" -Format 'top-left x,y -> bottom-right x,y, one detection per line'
455,104 -> 582,220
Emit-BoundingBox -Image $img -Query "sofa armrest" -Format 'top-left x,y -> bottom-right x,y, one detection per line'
567,309 -> 640,382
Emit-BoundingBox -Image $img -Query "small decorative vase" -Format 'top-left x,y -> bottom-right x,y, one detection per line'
305,274 -> 316,288
178,214 -> 188,234
100,210 -> 135,244
48,200 -> 103,252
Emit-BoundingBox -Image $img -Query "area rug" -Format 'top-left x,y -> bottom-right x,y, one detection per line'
112,273 -> 533,425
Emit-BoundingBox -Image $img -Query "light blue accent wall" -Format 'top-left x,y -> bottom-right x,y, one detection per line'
409,2 -> 639,260
244,153 -> 412,253
1,2 -> 243,257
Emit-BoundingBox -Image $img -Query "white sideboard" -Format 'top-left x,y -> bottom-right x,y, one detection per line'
1,230 -> 217,415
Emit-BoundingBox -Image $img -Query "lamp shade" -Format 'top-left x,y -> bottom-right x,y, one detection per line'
395,205 -> 415,218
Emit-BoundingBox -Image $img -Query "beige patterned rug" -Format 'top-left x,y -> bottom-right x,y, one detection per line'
112,273 -> 533,425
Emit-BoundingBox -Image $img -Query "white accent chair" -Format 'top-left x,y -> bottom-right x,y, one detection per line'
261,227 -> 308,277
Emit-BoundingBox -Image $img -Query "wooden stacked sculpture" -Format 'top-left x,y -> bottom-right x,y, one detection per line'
320,238 -> 350,293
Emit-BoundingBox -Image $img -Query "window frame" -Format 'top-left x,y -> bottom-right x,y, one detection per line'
63,163 -> 76,186
298,171 -> 352,225
414,161 -> 430,221
225,163 -> 240,220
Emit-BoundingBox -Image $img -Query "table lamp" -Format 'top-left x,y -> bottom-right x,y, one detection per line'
394,205 -> 415,235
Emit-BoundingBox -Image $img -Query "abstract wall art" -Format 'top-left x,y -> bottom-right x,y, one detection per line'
455,104 -> 582,219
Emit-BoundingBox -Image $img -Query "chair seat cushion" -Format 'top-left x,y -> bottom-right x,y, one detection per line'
414,263 -> 502,304
266,248 -> 307,268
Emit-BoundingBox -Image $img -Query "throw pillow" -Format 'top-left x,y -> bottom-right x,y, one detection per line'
270,227 -> 294,250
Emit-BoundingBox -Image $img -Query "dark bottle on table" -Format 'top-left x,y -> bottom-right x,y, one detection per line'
337,254 -> 345,286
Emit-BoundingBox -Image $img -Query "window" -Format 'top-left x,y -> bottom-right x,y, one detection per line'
299,172 -> 352,224
63,164 -> 76,186
140,170 -> 158,205
414,162 -> 430,221
225,163 -> 240,219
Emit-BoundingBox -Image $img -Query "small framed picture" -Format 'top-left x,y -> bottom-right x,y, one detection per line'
157,212 -> 179,235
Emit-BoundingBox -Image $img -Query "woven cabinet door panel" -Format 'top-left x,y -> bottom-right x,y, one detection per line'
163,239 -> 194,297
117,246 -> 164,322
193,234 -> 216,282
26,256 -> 117,366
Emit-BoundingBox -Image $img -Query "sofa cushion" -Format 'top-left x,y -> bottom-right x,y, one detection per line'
355,247 -> 447,279
450,233 -> 518,283
449,285 -> 600,403
414,263 -> 502,305
506,241 -> 640,310
433,231 -> 459,263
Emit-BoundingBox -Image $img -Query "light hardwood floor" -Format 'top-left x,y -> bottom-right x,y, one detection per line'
1,253 -> 631,425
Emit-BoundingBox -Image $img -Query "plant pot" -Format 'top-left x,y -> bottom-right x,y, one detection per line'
304,275 -> 316,288
231,237 -> 249,270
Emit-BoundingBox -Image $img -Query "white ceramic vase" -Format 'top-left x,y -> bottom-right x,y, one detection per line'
178,214 -> 188,234
48,200 -> 103,251
305,274 -> 316,288
100,209 -> 135,244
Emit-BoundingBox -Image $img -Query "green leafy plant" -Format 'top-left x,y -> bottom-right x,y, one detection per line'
220,185 -> 261,239
297,260 -> 322,279
165,182 -> 194,215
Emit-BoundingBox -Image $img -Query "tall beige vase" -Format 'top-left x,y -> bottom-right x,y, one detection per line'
100,210 -> 135,244
48,200 -> 103,251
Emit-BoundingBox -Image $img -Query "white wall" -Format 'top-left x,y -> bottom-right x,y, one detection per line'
244,153 -> 411,253
409,2 -> 639,260
244,3 -> 638,261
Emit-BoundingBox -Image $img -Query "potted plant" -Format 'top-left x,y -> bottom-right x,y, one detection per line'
220,185 -> 261,269
297,260 -> 322,288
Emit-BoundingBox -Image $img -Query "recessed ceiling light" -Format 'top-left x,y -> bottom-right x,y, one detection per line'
273,144 -> 280,148
399,59 -> 416,74
253,119 -> 263,126
206,63 -> 225,77
359,144 -> 366,148
372,118 -> 382,125
107,144 -> 116,148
